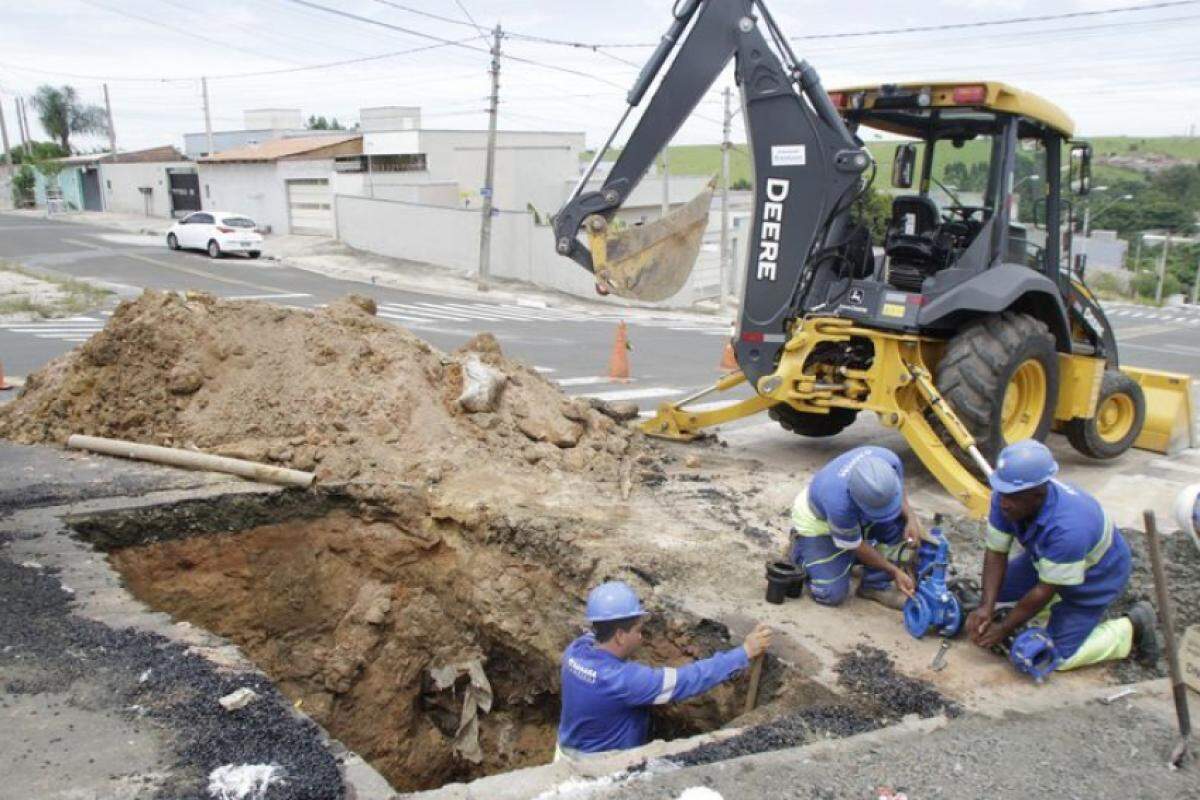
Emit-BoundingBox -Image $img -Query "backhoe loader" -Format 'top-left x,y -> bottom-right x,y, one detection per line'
552,0 -> 1194,516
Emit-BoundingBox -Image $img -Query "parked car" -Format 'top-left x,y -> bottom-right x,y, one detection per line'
167,211 -> 264,259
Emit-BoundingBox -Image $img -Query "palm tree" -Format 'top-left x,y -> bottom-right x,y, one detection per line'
29,85 -> 108,153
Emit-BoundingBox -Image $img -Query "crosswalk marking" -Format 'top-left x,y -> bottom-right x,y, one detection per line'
582,387 -> 680,402
556,376 -> 611,387
227,292 -> 313,301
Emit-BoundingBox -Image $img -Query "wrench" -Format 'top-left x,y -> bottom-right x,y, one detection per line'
931,638 -> 952,671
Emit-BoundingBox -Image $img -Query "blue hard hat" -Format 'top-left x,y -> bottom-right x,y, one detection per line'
847,455 -> 903,522
585,581 -> 645,623
989,439 -> 1058,494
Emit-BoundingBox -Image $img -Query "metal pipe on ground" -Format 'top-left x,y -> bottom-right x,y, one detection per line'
66,434 -> 315,488
1143,509 -> 1193,769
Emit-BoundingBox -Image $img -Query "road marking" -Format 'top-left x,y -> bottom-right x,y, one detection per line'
556,376 -> 612,387
61,239 -> 293,294
1121,342 -> 1200,357
577,387 -> 679,402
226,292 -> 313,301
376,311 -> 436,323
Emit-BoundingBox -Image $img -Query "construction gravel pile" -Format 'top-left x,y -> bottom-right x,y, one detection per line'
674,646 -> 960,767
0,290 -> 646,503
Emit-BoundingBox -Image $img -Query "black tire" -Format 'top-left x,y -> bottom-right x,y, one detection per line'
207,240 -> 221,259
166,233 -> 179,250
1064,370 -> 1145,459
936,312 -> 1059,462
247,250 -> 261,259
769,404 -> 859,438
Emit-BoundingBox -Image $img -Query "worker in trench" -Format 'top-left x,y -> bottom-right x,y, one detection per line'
964,439 -> 1160,674
556,581 -> 772,760
787,445 -> 923,609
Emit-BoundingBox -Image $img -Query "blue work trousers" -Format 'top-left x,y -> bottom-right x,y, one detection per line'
789,517 -> 906,606
997,535 -> 1132,661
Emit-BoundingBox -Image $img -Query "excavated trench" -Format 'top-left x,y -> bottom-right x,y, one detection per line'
69,490 -> 769,793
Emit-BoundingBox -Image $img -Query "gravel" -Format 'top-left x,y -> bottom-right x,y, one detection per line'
672,646 -> 959,767
0,556 -> 345,799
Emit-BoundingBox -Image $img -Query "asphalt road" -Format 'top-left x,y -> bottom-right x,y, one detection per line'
2,213 -> 1198,418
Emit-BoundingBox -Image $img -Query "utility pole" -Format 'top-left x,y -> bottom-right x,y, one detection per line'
103,83 -> 116,155
661,152 -> 670,217
476,24 -> 502,292
1190,253 -> 1200,305
720,86 -> 732,306
18,98 -> 33,157
0,100 -> 11,167
201,77 -> 214,156
1155,233 -> 1172,305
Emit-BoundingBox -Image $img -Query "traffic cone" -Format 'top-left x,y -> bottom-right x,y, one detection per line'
719,340 -> 737,372
0,359 -> 12,391
607,321 -> 631,382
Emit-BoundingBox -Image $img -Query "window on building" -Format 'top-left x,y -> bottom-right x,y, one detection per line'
369,153 -> 427,173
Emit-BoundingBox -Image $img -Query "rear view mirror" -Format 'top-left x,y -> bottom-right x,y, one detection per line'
892,143 -> 918,189
1069,143 -> 1092,196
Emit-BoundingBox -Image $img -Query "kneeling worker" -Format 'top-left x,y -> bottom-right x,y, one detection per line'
557,581 -> 771,759
790,445 -> 921,608
965,439 -> 1158,672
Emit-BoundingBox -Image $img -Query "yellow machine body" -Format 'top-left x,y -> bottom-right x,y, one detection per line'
642,317 -> 1196,516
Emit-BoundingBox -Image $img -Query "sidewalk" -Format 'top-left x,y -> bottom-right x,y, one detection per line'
4,209 -> 735,325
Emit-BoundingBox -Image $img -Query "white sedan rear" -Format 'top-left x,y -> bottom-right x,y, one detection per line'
167,211 -> 264,259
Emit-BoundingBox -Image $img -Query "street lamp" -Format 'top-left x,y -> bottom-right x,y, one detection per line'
1083,192 -> 1134,238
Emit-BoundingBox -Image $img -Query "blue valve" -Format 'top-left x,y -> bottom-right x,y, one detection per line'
902,528 -> 963,639
1008,627 -> 1061,682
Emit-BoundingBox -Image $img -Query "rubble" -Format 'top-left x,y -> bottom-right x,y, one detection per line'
218,687 -> 262,711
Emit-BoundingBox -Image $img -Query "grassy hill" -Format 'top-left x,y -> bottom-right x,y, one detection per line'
589,136 -> 1198,188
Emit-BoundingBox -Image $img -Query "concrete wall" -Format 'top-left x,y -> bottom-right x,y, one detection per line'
198,159 -> 335,234
334,193 -> 718,307
0,167 -> 13,210
33,167 -> 85,210
100,162 -> 193,218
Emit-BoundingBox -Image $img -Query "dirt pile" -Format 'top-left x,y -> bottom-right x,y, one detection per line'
0,290 -> 647,501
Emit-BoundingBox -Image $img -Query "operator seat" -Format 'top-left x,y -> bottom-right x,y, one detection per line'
884,195 -> 947,292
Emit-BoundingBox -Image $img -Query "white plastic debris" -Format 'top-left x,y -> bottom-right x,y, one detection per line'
457,355 -> 507,413
138,669 -> 152,684
677,789 -> 725,800
207,764 -> 284,800
218,687 -> 261,712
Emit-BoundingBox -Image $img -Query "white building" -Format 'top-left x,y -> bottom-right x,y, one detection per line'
332,106 -> 585,214
198,134 -> 363,235
99,146 -> 196,218
183,108 -> 348,158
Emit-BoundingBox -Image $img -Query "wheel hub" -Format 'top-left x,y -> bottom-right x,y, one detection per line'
1096,393 -> 1135,443
1001,359 -> 1047,443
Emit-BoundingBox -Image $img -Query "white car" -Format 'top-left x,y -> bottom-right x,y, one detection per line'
167,211 -> 264,259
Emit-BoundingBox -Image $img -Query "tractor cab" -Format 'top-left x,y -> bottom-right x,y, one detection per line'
823,82 -> 1092,332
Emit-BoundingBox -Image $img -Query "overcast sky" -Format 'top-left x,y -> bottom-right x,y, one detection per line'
1,0 -> 1197,153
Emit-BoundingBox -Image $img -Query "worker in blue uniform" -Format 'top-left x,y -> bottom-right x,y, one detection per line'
788,445 -> 922,609
965,439 -> 1159,672
557,581 -> 772,759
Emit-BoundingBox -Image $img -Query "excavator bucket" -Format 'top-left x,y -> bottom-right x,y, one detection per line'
1122,366 -> 1196,454
586,179 -> 716,302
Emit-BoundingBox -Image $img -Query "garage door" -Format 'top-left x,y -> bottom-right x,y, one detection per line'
286,178 -> 332,235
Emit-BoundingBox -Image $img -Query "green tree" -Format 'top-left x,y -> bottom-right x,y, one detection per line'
5,141 -> 69,165
11,164 -> 35,207
852,180 -> 893,243
306,115 -> 346,130
28,85 -> 108,152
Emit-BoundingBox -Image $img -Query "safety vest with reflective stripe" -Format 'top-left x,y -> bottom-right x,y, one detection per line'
986,480 -> 1128,599
557,633 -> 749,754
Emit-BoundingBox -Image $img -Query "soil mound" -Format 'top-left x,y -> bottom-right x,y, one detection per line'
0,290 -> 643,498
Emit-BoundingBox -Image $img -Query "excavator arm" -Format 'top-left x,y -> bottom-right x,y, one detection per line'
553,0 -> 870,385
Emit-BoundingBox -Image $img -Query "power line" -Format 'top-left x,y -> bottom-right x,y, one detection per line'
282,0 -> 629,89
788,0 -> 1199,40
78,0 -> 305,66
451,0 -> 491,44
0,38 -> 473,84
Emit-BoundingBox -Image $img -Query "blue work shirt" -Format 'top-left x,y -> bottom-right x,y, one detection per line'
558,633 -> 749,754
807,446 -> 904,549
985,480 -> 1129,606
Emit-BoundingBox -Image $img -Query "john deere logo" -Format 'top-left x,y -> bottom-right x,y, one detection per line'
849,289 -> 865,304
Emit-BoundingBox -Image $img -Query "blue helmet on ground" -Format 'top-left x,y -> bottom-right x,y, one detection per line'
990,439 -> 1058,494
848,455 -> 903,522
586,581 -> 645,623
